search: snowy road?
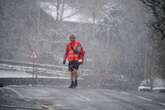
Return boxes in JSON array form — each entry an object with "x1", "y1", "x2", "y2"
[{"x1": 0, "y1": 86, "x2": 165, "y2": 110}]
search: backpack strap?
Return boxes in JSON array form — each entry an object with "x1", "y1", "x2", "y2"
[{"x1": 71, "y1": 46, "x2": 79, "y2": 54}]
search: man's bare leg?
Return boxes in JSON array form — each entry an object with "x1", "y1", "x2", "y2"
[
  {"x1": 69, "y1": 71, "x2": 75, "y2": 88},
  {"x1": 73, "y1": 69, "x2": 78, "y2": 88}
]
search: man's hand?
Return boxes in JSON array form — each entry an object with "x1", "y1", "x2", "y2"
[
  {"x1": 63, "y1": 60, "x2": 66, "y2": 64},
  {"x1": 78, "y1": 59, "x2": 83, "y2": 64}
]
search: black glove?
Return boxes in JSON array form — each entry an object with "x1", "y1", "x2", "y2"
[{"x1": 63, "y1": 60, "x2": 66, "y2": 64}]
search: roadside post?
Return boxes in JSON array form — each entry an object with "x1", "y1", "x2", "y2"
[{"x1": 31, "y1": 51, "x2": 38, "y2": 79}]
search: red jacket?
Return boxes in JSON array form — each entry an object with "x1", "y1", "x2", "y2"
[{"x1": 64, "y1": 41, "x2": 85, "y2": 62}]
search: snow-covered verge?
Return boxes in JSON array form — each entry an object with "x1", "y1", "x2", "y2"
[
  {"x1": 153, "y1": 78, "x2": 165, "y2": 92},
  {"x1": 0, "y1": 63, "x2": 69, "y2": 79},
  {"x1": 138, "y1": 78, "x2": 165, "y2": 92}
]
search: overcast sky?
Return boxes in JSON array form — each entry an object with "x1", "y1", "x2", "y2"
[{"x1": 40, "y1": 1, "x2": 93, "y2": 23}]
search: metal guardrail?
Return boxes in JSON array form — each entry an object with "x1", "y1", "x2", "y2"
[{"x1": 0, "y1": 59, "x2": 91, "y2": 72}]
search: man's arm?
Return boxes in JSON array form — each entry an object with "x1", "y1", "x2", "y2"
[
  {"x1": 63, "y1": 44, "x2": 69, "y2": 64},
  {"x1": 78, "y1": 43, "x2": 85, "y2": 64}
]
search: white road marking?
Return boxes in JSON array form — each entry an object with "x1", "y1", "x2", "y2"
[
  {"x1": 41, "y1": 104, "x2": 49, "y2": 109},
  {"x1": 135, "y1": 95, "x2": 152, "y2": 102},
  {"x1": 120, "y1": 91, "x2": 130, "y2": 95},
  {"x1": 4, "y1": 87, "x2": 24, "y2": 99},
  {"x1": 55, "y1": 104, "x2": 64, "y2": 107},
  {"x1": 159, "y1": 102, "x2": 165, "y2": 106},
  {"x1": 76, "y1": 94, "x2": 91, "y2": 102}
]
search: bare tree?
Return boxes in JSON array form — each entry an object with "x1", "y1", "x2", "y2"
[
  {"x1": 140, "y1": 0, "x2": 165, "y2": 40},
  {"x1": 55, "y1": 0, "x2": 65, "y2": 21}
]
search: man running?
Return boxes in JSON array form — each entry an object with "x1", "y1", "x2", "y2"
[{"x1": 63, "y1": 34, "x2": 85, "y2": 88}]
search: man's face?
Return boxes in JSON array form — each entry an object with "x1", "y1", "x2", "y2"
[{"x1": 69, "y1": 35, "x2": 75, "y2": 42}]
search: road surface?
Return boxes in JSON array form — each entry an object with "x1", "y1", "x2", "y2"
[{"x1": 0, "y1": 85, "x2": 165, "y2": 110}]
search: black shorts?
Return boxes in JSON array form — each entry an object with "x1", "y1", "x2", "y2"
[{"x1": 68, "y1": 61, "x2": 80, "y2": 71}]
